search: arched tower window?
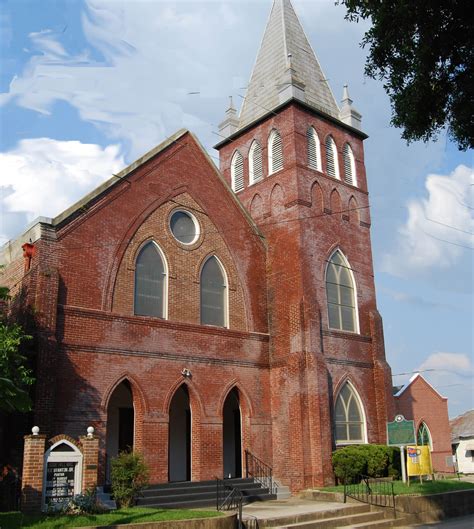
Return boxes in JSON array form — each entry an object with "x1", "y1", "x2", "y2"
[
  {"x1": 335, "y1": 382, "x2": 366, "y2": 444},
  {"x1": 343, "y1": 143, "x2": 357, "y2": 186},
  {"x1": 134, "y1": 242, "x2": 167, "y2": 318},
  {"x1": 417, "y1": 422, "x2": 432, "y2": 449},
  {"x1": 268, "y1": 129, "x2": 283, "y2": 174},
  {"x1": 326, "y1": 250, "x2": 358, "y2": 332},
  {"x1": 307, "y1": 126, "x2": 322, "y2": 171},
  {"x1": 325, "y1": 135, "x2": 340, "y2": 179},
  {"x1": 249, "y1": 141, "x2": 263, "y2": 184},
  {"x1": 200, "y1": 256, "x2": 228, "y2": 327},
  {"x1": 231, "y1": 151, "x2": 244, "y2": 192}
]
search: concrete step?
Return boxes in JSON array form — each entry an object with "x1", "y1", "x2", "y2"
[
  {"x1": 274, "y1": 510, "x2": 386, "y2": 529},
  {"x1": 340, "y1": 517, "x2": 401, "y2": 529},
  {"x1": 257, "y1": 504, "x2": 371, "y2": 528}
]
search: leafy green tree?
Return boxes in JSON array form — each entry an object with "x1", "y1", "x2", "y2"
[
  {"x1": 0, "y1": 283, "x2": 34, "y2": 412},
  {"x1": 340, "y1": 0, "x2": 473, "y2": 150}
]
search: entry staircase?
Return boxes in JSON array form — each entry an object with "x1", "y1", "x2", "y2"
[{"x1": 136, "y1": 477, "x2": 277, "y2": 509}]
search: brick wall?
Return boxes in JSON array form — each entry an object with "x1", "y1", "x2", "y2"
[{"x1": 395, "y1": 376, "x2": 453, "y2": 473}]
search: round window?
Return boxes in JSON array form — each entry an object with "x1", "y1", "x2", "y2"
[{"x1": 169, "y1": 210, "x2": 199, "y2": 245}]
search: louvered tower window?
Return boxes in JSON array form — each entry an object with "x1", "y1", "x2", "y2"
[
  {"x1": 325, "y1": 136, "x2": 340, "y2": 179},
  {"x1": 231, "y1": 151, "x2": 244, "y2": 192},
  {"x1": 343, "y1": 143, "x2": 357, "y2": 186},
  {"x1": 134, "y1": 242, "x2": 167, "y2": 318},
  {"x1": 335, "y1": 382, "x2": 366, "y2": 444},
  {"x1": 307, "y1": 126, "x2": 321, "y2": 171},
  {"x1": 268, "y1": 129, "x2": 283, "y2": 174},
  {"x1": 326, "y1": 250, "x2": 358, "y2": 332},
  {"x1": 249, "y1": 141, "x2": 263, "y2": 184},
  {"x1": 200, "y1": 256, "x2": 228, "y2": 328}
]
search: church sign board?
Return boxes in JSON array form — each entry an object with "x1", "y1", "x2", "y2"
[
  {"x1": 42, "y1": 440, "x2": 83, "y2": 511},
  {"x1": 387, "y1": 415, "x2": 415, "y2": 446}
]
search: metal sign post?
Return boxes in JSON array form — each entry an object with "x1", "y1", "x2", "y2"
[{"x1": 387, "y1": 414, "x2": 416, "y2": 484}]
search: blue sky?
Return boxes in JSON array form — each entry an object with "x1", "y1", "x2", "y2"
[{"x1": 0, "y1": 0, "x2": 472, "y2": 417}]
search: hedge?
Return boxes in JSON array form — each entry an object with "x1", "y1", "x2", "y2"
[{"x1": 332, "y1": 444, "x2": 401, "y2": 484}]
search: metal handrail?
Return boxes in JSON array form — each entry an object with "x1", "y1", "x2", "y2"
[
  {"x1": 216, "y1": 477, "x2": 243, "y2": 529},
  {"x1": 245, "y1": 449, "x2": 276, "y2": 494},
  {"x1": 344, "y1": 475, "x2": 396, "y2": 518}
]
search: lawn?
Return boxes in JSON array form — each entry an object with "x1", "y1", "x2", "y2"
[
  {"x1": 322, "y1": 479, "x2": 474, "y2": 495},
  {"x1": 0, "y1": 507, "x2": 222, "y2": 529}
]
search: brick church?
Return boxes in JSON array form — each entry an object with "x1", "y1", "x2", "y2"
[{"x1": 1, "y1": 0, "x2": 396, "y2": 491}]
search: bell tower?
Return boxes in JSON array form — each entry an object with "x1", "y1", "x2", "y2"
[{"x1": 215, "y1": 0, "x2": 394, "y2": 489}]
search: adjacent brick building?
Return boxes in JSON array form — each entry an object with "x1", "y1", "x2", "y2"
[
  {"x1": 1, "y1": 0, "x2": 395, "y2": 491},
  {"x1": 394, "y1": 374, "x2": 453, "y2": 473}
]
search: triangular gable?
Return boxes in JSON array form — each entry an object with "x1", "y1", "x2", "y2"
[{"x1": 394, "y1": 373, "x2": 446, "y2": 400}]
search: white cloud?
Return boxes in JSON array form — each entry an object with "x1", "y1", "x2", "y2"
[
  {"x1": 383, "y1": 164, "x2": 474, "y2": 275},
  {"x1": 0, "y1": 0, "x2": 253, "y2": 159},
  {"x1": 0, "y1": 138, "x2": 124, "y2": 244},
  {"x1": 415, "y1": 352, "x2": 474, "y2": 415}
]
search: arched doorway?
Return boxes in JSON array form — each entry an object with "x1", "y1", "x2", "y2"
[
  {"x1": 223, "y1": 388, "x2": 242, "y2": 478},
  {"x1": 168, "y1": 385, "x2": 191, "y2": 482},
  {"x1": 106, "y1": 380, "x2": 134, "y2": 480}
]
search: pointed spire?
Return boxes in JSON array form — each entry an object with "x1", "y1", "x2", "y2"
[
  {"x1": 238, "y1": 0, "x2": 339, "y2": 130},
  {"x1": 339, "y1": 83, "x2": 362, "y2": 130},
  {"x1": 219, "y1": 96, "x2": 239, "y2": 138}
]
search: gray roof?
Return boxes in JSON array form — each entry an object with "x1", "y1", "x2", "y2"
[
  {"x1": 238, "y1": 0, "x2": 339, "y2": 129},
  {"x1": 450, "y1": 410, "x2": 474, "y2": 441}
]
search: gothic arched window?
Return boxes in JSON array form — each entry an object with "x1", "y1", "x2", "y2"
[
  {"x1": 343, "y1": 143, "x2": 357, "y2": 186},
  {"x1": 417, "y1": 422, "x2": 432, "y2": 448},
  {"x1": 335, "y1": 382, "x2": 366, "y2": 444},
  {"x1": 249, "y1": 141, "x2": 263, "y2": 184},
  {"x1": 307, "y1": 126, "x2": 322, "y2": 171},
  {"x1": 231, "y1": 150, "x2": 244, "y2": 192},
  {"x1": 134, "y1": 242, "x2": 167, "y2": 318},
  {"x1": 325, "y1": 135, "x2": 340, "y2": 179},
  {"x1": 200, "y1": 256, "x2": 228, "y2": 327},
  {"x1": 268, "y1": 129, "x2": 283, "y2": 174},
  {"x1": 326, "y1": 250, "x2": 358, "y2": 332}
]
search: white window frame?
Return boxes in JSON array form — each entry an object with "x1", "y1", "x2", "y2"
[
  {"x1": 343, "y1": 143, "x2": 357, "y2": 186},
  {"x1": 325, "y1": 249, "x2": 360, "y2": 334},
  {"x1": 334, "y1": 381, "x2": 368, "y2": 446},
  {"x1": 249, "y1": 140, "x2": 263, "y2": 185},
  {"x1": 231, "y1": 150, "x2": 244, "y2": 192},
  {"x1": 169, "y1": 208, "x2": 200, "y2": 246},
  {"x1": 134, "y1": 240, "x2": 169, "y2": 320},
  {"x1": 417, "y1": 421, "x2": 433, "y2": 450},
  {"x1": 200, "y1": 255, "x2": 229, "y2": 329},
  {"x1": 307, "y1": 126, "x2": 322, "y2": 172},
  {"x1": 268, "y1": 129, "x2": 283, "y2": 175},
  {"x1": 325, "y1": 135, "x2": 340, "y2": 180}
]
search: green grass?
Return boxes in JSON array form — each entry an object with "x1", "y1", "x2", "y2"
[
  {"x1": 321, "y1": 479, "x2": 474, "y2": 496},
  {"x1": 0, "y1": 507, "x2": 221, "y2": 529}
]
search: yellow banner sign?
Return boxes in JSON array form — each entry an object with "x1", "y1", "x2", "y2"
[{"x1": 406, "y1": 445, "x2": 432, "y2": 476}]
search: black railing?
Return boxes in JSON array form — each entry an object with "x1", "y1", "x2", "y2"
[
  {"x1": 344, "y1": 475, "x2": 396, "y2": 518},
  {"x1": 245, "y1": 449, "x2": 276, "y2": 494},
  {"x1": 216, "y1": 478, "x2": 243, "y2": 529}
]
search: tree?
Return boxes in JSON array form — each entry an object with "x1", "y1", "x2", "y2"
[
  {"x1": 0, "y1": 285, "x2": 34, "y2": 413},
  {"x1": 340, "y1": 0, "x2": 474, "y2": 150}
]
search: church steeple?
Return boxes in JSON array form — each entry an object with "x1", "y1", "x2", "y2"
[{"x1": 238, "y1": 0, "x2": 340, "y2": 130}]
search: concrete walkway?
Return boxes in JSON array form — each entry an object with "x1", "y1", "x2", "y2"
[{"x1": 241, "y1": 497, "x2": 355, "y2": 523}]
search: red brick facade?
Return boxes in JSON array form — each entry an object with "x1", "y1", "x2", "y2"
[
  {"x1": 2, "y1": 102, "x2": 395, "y2": 490},
  {"x1": 394, "y1": 375, "x2": 453, "y2": 473}
]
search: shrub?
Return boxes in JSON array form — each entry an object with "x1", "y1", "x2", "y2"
[
  {"x1": 111, "y1": 451, "x2": 149, "y2": 508},
  {"x1": 62, "y1": 489, "x2": 104, "y2": 514},
  {"x1": 332, "y1": 445, "x2": 401, "y2": 483},
  {"x1": 332, "y1": 446, "x2": 367, "y2": 483}
]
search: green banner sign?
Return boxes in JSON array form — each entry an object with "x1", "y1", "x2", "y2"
[{"x1": 387, "y1": 415, "x2": 415, "y2": 446}]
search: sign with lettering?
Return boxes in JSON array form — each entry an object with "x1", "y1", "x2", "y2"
[
  {"x1": 44, "y1": 461, "x2": 76, "y2": 506},
  {"x1": 407, "y1": 445, "x2": 432, "y2": 476},
  {"x1": 42, "y1": 439, "x2": 83, "y2": 511},
  {"x1": 387, "y1": 415, "x2": 416, "y2": 446}
]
